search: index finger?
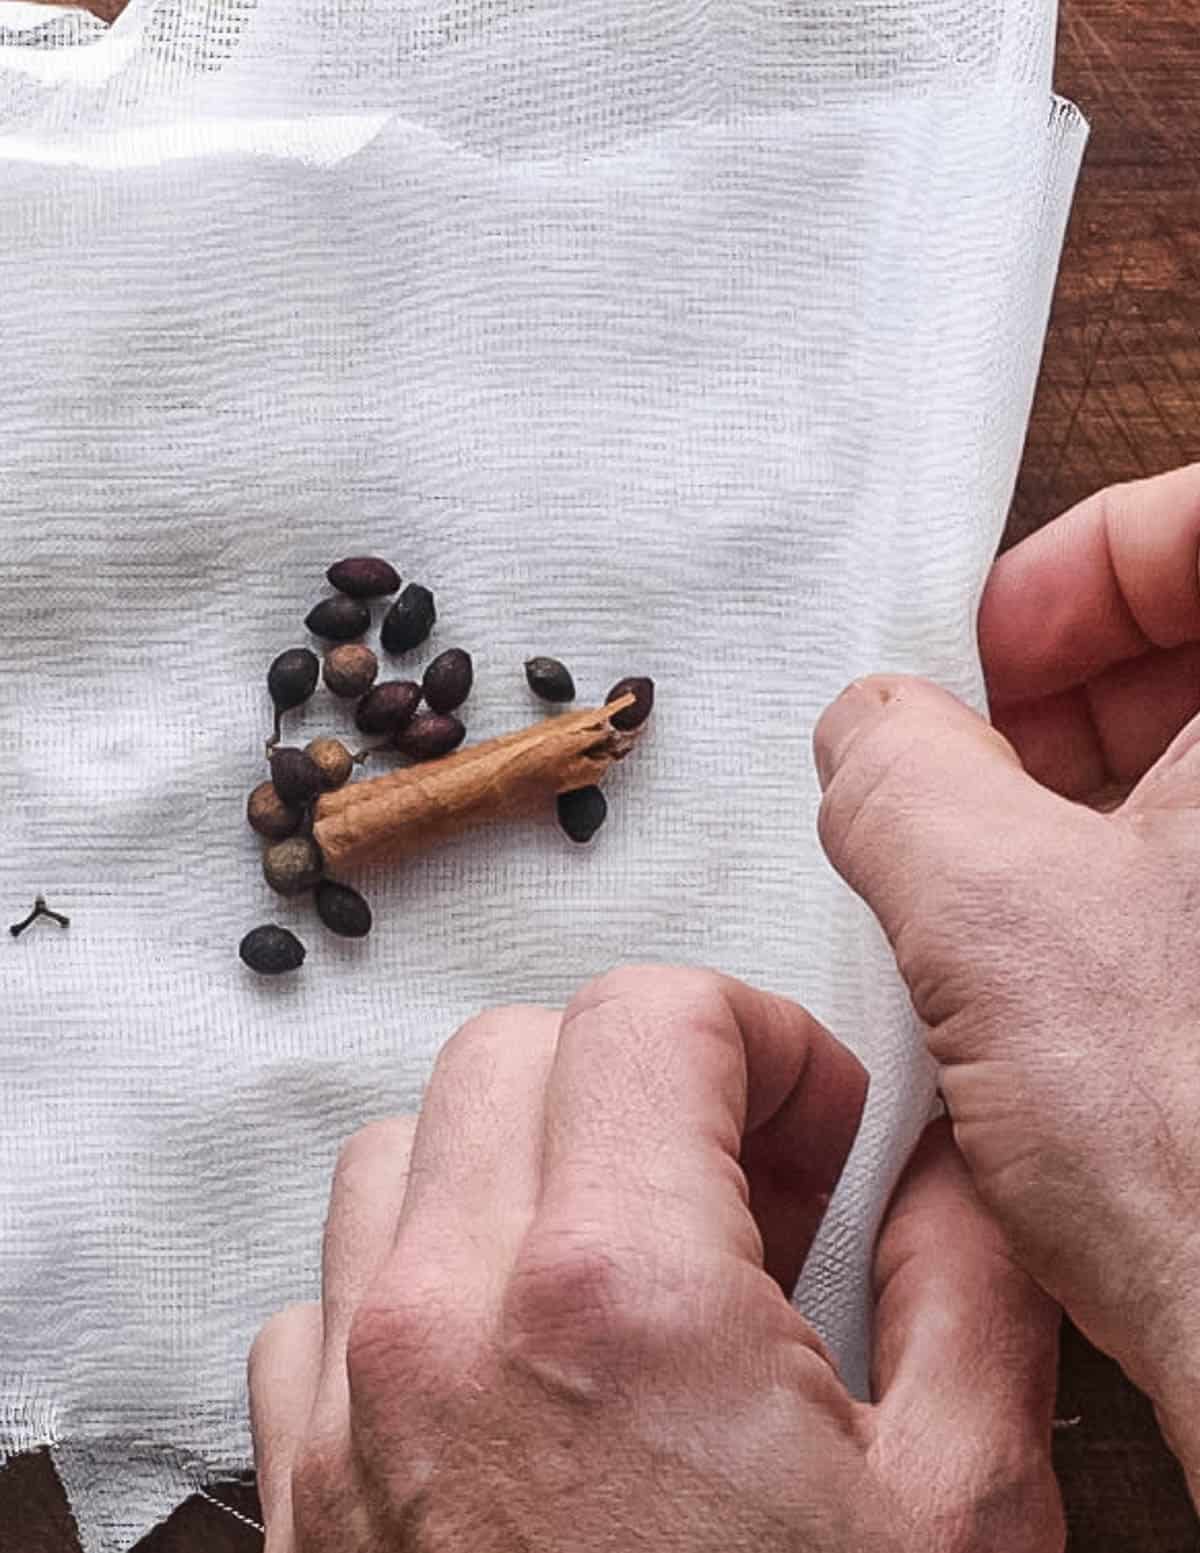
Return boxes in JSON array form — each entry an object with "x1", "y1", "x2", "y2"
[
  {"x1": 980, "y1": 463, "x2": 1200, "y2": 704},
  {"x1": 535, "y1": 966, "x2": 868, "y2": 1288}
]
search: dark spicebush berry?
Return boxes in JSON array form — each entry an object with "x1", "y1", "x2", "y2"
[
  {"x1": 268, "y1": 647, "x2": 320, "y2": 712},
  {"x1": 315, "y1": 879, "x2": 373, "y2": 939},
  {"x1": 263, "y1": 836, "x2": 324, "y2": 896},
  {"x1": 525, "y1": 656, "x2": 575, "y2": 704},
  {"x1": 395, "y1": 713, "x2": 466, "y2": 761},
  {"x1": 324, "y1": 643, "x2": 378, "y2": 698},
  {"x1": 326, "y1": 556, "x2": 401, "y2": 599},
  {"x1": 305, "y1": 737, "x2": 354, "y2": 791},
  {"x1": 305, "y1": 595, "x2": 371, "y2": 642},
  {"x1": 269, "y1": 746, "x2": 325, "y2": 807},
  {"x1": 266, "y1": 647, "x2": 320, "y2": 744},
  {"x1": 239, "y1": 924, "x2": 306, "y2": 975},
  {"x1": 356, "y1": 680, "x2": 421, "y2": 735},
  {"x1": 246, "y1": 780, "x2": 302, "y2": 841},
  {"x1": 422, "y1": 648, "x2": 473, "y2": 714},
  {"x1": 381, "y1": 583, "x2": 436, "y2": 654},
  {"x1": 606, "y1": 675, "x2": 655, "y2": 730},
  {"x1": 556, "y1": 785, "x2": 608, "y2": 843}
]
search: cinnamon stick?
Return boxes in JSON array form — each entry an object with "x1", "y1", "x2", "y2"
[{"x1": 313, "y1": 697, "x2": 640, "y2": 870}]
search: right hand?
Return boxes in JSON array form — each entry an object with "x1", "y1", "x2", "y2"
[{"x1": 815, "y1": 466, "x2": 1200, "y2": 1503}]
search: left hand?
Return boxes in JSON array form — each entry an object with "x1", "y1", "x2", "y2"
[{"x1": 249, "y1": 967, "x2": 1063, "y2": 1553}]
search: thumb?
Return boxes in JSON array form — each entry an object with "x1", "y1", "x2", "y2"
[
  {"x1": 814, "y1": 676, "x2": 1100, "y2": 1026},
  {"x1": 870, "y1": 1120, "x2": 1065, "y2": 1553}
]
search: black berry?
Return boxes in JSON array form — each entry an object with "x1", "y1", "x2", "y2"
[
  {"x1": 355, "y1": 680, "x2": 421, "y2": 735},
  {"x1": 556, "y1": 785, "x2": 608, "y2": 843},
  {"x1": 268, "y1": 647, "x2": 320, "y2": 713},
  {"x1": 269, "y1": 746, "x2": 325, "y2": 807},
  {"x1": 239, "y1": 924, "x2": 306, "y2": 975},
  {"x1": 326, "y1": 557, "x2": 401, "y2": 598},
  {"x1": 381, "y1": 583, "x2": 436, "y2": 654},
  {"x1": 315, "y1": 880, "x2": 373, "y2": 938},
  {"x1": 525, "y1": 656, "x2": 575, "y2": 704},
  {"x1": 395, "y1": 713, "x2": 466, "y2": 761},
  {"x1": 305, "y1": 595, "x2": 371, "y2": 642},
  {"x1": 606, "y1": 676, "x2": 654, "y2": 730},
  {"x1": 422, "y1": 648, "x2": 473, "y2": 713},
  {"x1": 266, "y1": 648, "x2": 320, "y2": 743}
]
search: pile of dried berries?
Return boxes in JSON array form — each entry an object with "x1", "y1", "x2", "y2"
[{"x1": 239, "y1": 555, "x2": 654, "y2": 975}]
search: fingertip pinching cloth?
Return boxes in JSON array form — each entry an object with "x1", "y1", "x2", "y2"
[{"x1": 0, "y1": 1, "x2": 1085, "y2": 1547}]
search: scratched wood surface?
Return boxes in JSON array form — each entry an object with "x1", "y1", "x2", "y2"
[{"x1": 3, "y1": 1, "x2": 1199, "y2": 1548}]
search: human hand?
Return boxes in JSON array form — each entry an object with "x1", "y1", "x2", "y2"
[
  {"x1": 249, "y1": 969, "x2": 1062, "y2": 1552},
  {"x1": 815, "y1": 465, "x2": 1200, "y2": 1501}
]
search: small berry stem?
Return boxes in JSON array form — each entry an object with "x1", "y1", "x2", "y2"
[{"x1": 9, "y1": 896, "x2": 70, "y2": 937}]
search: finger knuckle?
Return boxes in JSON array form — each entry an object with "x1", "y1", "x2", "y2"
[
  {"x1": 438, "y1": 1003, "x2": 544, "y2": 1071},
  {"x1": 503, "y1": 1229, "x2": 660, "y2": 1377},
  {"x1": 345, "y1": 1295, "x2": 436, "y2": 1396},
  {"x1": 334, "y1": 1117, "x2": 415, "y2": 1183},
  {"x1": 935, "y1": 1456, "x2": 1065, "y2": 1553},
  {"x1": 247, "y1": 1302, "x2": 320, "y2": 1389},
  {"x1": 345, "y1": 1267, "x2": 479, "y2": 1402},
  {"x1": 566, "y1": 964, "x2": 725, "y2": 1032}
]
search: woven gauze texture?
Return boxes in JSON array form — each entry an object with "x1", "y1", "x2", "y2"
[{"x1": 0, "y1": 2, "x2": 1086, "y2": 1548}]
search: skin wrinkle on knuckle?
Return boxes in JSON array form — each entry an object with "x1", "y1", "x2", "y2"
[
  {"x1": 563, "y1": 969, "x2": 747, "y2": 1098},
  {"x1": 505, "y1": 1232, "x2": 642, "y2": 1350},
  {"x1": 501, "y1": 1228, "x2": 713, "y2": 1399},
  {"x1": 565, "y1": 964, "x2": 726, "y2": 1035},
  {"x1": 345, "y1": 1276, "x2": 474, "y2": 1407},
  {"x1": 940, "y1": 1461, "x2": 1065, "y2": 1553},
  {"x1": 870, "y1": 1417, "x2": 1061, "y2": 1553}
]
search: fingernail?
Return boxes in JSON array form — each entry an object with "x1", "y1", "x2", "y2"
[{"x1": 813, "y1": 679, "x2": 890, "y2": 791}]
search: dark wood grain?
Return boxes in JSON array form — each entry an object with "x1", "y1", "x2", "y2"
[
  {"x1": 1002, "y1": 7, "x2": 1200, "y2": 1547},
  {"x1": 1009, "y1": 0, "x2": 1200, "y2": 545},
  {"x1": 3, "y1": 0, "x2": 1199, "y2": 1548}
]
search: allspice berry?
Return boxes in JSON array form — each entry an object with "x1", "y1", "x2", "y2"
[
  {"x1": 381, "y1": 582, "x2": 436, "y2": 654},
  {"x1": 263, "y1": 836, "x2": 324, "y2": 896},
  {"x1": 315, "y1": 879, "x2": 373, "y2": 939},
  {"x1": 305, "y1": 595, "x2": 371, "y2": 642},
  {"x1": 267, "y1": 647, "x2": 319, "y2": 744},
  {"x1": 422, "y1": 648, "x2": 473, "y2": 714},
  {"x1": 606, "y1": 675, "x2": 655, "y2": 730},
  {"x1": 355, "y1": 680, "x2": 421, "y2": 736},
  {"x1": 247, "y1": 780, "x2": 302, "y2": 841},
  {"x1": 269, "y1": 746, "x2": 325, "y2": 807},
  {"x1": 394, "y1": 712, "x2": 466, "y2": 761},
  {"x1": 556, "y1": 785, "x2": 608, "y2": 843},
  {"x1": 525, "y1": 656, "x2": 575, "y2": 704},
  {"x1": 326, "y1": 557, "x2": 401, "y2": 598},
  {"x1": 323, "y1": 643, "x2": 378, "y2": 699},
  {"x1": 239, "y1": 924, "x2": 306, "y2": 975},
  {"x1": 305, "y1": 737, "x2": 354, "y2": 791}
]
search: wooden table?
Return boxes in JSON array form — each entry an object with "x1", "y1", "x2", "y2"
[{"x1": 3, "y1": 1, "x2": 1198, "y2": 1547}]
